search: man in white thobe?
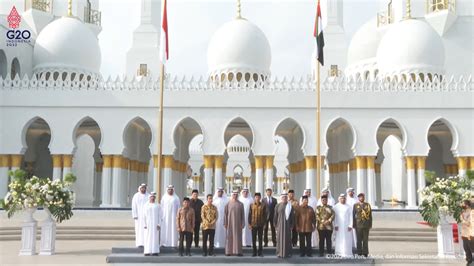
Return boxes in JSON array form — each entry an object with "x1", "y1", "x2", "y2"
[
  {"x1": 143, "y1": 192, "x2": 162, "y2": 256},
  {"x1": 317, "y1": 188, "x2": 336, "y2": 207},
  {"x1": 160, "y1": 185, "x2": 180, "y2": 247},
  {"x1": 213, "y1": 187, "x2": 228, "y2": 248},
  {"x1": 300, "y1": 188, "x2": 318, "y2": 248},
  {"x1": 346, "y1": 187, "x2": 358, "y2": 249},
  {"x1": 334, "y1": 194, "x2": 353, "y2": 258},
  {"x1": 132, "y1": 183, "x2": 149, "y2": 248},
  {"x1": 239, "y1": 188, "x2": 254, "y2": 247}
]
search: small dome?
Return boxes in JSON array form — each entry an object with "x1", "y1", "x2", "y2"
[
  {"x1": 33, "y1": 17, "x2": 101, "y2": 80},
  {"x1": 207, "y1": 18, "x2": 271, "y2": 84},
  {"x1": 227, "y1": 134, "x2": 250, "y2": 154},
  {"x1": 345, "y1": 17, "x2": 389, "y2": 79},
  {"x1": 376, "y1": 19, "x2": 445, "y2": 79},
  {"x1": 347, "y1": 18, "x2": 385, "y2": 66}
]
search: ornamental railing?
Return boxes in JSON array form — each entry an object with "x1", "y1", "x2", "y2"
[
  {"x1": 426, "y1": 0, "x2": 455, "y2": 14},
  {"x1": 26, "y1": 0, "x2": 53, "y2": 13},
  {"x1": 84, "y1": 6, "x2": 101, "y2": 26},
  {"x1": 0, "y1": 74, "x2": 472, "y2": 93}
]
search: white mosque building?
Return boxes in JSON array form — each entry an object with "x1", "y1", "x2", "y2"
[{"x1": 0, "y1": 0, "x2": 472, "y2": 209}]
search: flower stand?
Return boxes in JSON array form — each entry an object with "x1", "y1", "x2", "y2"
[
  {"x1": 19, "y1": 207, "x2": 37, "y2": 255},
  {"x1": 436, "y1": 213, "x2": 455, "y2": 258},
  {"x1": 39, "y1": 208, "x2": 56, "y2": 255}
]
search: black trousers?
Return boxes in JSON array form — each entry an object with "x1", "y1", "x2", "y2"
[
  {"x1": 298, "y1": 232, "x2": 312, "y2": 255},
  {"x1": 462, "y1": 237, "x2": 473, "y2": 263},
  {"x1": 292, "y1": 227, "x2": 298, "y2": 246},
  {"x1": 252, "y1": 226, "x2": 264, "y2": 255},
  {"x1": 193, "y1": 222, "x2": 201, "y2": 247},
  {"x1": 318, "y1": 229, "x2": 332, "y2": 255},
  {"x1": 202, "y1": 229, "x2": 215, "y2": 255},
  {"x1": 356, "y1": 228, "x2": 370, "y2": 256},
  {"x1": 264, "y1": 218, "x2": 276, "y2": 246},
  {"x1": 179, "y1": 232, "x2": 193, "y2": 255}
]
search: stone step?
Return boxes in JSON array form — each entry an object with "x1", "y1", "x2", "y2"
[
  {"x1": 0, "y1": 235, "x2": 135, "y2": 241},
  {"x1": 369, "y1": 231, "x2": 436, "y2": 236},
  {"x1": 106, "y1": 253, "x2": 376, "y2": 264}
]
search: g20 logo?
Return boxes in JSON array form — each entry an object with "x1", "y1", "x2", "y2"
[
  {"x1": 5, "y1": 6, "x2": 31, "y2": 46},
  {"x1": 6, "y1": 29, "x2": 31, "y2": 40}
]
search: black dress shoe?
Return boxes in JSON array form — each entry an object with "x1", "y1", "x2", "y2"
[
  {"x1": 237, "y1": 254, "x2": 243, "y2": 257},
  {"x1": 258, "y1": 253, "x2": 264, "y2": 257},
  {"x1": 152, "y1": 253, "x2": 159, "y2": 256},
  {"x1": 203, "y1": 253, "x2": 207, "y2": 257},
  {"x1": 179, "y1": 253, "x2": 184, "y2": 257},
  {"x1": 252, "y1": 253, "x2": 257, "y2": 257},
  {"x1": 306, "y1": 254, "x2": 313, "y2": 257},
  {"x1": 300, "y1": 254, "x2": 305, "y2": 257},
  {"x1": 144, "y1": 253, "x2": 151, "y2": 256},
  {"x1": 264, "y1": 243, "x2": 268, "y2": 247}
]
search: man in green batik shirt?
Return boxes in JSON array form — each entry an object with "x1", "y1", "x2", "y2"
[
  {"x1": 352, "y1": 193, "x2": 372, "y2": 257},
  {"x1": 316, "y1": 195, "x2": 335, "y2": 256}
]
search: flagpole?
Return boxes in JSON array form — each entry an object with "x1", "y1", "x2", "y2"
[
  {"x1": 316, "y1": 60, "x2": 321, "y2": 199},
  {"x1": 156, "y1": 63, "x2": 165, "y2": 202}
]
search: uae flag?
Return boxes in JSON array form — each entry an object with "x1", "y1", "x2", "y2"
[
  {"x1": 314, "y1": 0, "x2": 324, "y2": 66},
  {"x1": 159, "y1": 0, "x2": 169, "y2": 63}
]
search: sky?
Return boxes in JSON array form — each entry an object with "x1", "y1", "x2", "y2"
[{"x1": 96, "y1": 0, "x2": 382, "y2": 77}]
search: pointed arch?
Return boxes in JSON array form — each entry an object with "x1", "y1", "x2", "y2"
[
  {"x1": 425, "y1": 117, "x2": 458, "y2": 153},
  {"x1": 374, "y1": 117, "x2": 407, "y2": 150},
  {"x1": 325, "y1": 117, "x2": 357, "y2": 152},
  {"x1": 222, "y1": 116, "x2": 255, "y2": 149},
  {"x1": 72, "y1": 116, "x2": 102, "y2": 148},
  {"x1": 273, "y1": 117, "x2": 305, "y2": 152},
  {"x1": 21, "y1": 116, "x2": 52, "y2": 151}
]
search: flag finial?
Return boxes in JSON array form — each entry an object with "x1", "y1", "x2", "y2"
[
  {"x1": 67, "y1": 0, "x2": 72, "y2": 17},
  {"x1": 236, "y1": 0, "x2": 242, "y2": 19},
  {"x1": 406, "y1": 0, "x2": 411, "y2": 19}
]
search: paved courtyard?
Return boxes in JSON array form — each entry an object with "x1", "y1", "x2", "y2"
[{"x1": 0, "y1": 210, "x2": 469, "y2": 265}]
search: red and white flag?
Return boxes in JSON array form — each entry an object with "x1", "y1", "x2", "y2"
[
  {"x1": 314, "y1": 0, "x2": 324, "y2": 66},
  {"x1": 159, "y1": 0, "x2": 169, "y2": 64}
]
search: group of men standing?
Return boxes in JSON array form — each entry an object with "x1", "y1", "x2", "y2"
[{"x1": 131, "y1": 183, "x2": 373, "y2": 258}]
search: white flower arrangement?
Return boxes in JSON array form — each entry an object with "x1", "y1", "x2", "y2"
[
  {"x1": 1, "y1": 170, "x2": 77, "y2": 223},
  {"x1": 418, "y1": 171, "x2": 473, "y2": 227}
]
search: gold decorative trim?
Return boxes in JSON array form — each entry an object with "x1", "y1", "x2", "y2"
[
  {"x1": 0, "y1": 155, "x2": 10, "y2": 167},
  {"x1": 62, "y1": 155, "x2": 73, "y2": 168},
  {"x1": 355, "y1": 156, "x2": 366, "y2": 170},
  {"x1": 103, "y1": 155, "x2": 113, "y2": 168},
  {"x1": 265, "y1": 156, "x2": 274, "y2": 170}
]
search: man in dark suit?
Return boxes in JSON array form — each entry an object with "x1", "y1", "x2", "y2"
[{"x1": 262, "y1": 188, "x2": 277, "y2": 247}]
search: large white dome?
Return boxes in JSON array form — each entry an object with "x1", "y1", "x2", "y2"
[
  {"x1": 33, "y1": 17, "x2": 101, "y2": 79},
  {"x1": 376, "y1": 19, "x2": 445, "y2": 79},
  {"x1": 207, "y1": 18, "x2": 271, "y2": 81}
]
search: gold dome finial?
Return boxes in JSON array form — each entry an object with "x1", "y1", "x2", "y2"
[
  {"x1": 67, "y1": 0, "x2": 73, "y2": 16},
  {"x1": 236, "y1": 0, "x2": 242, "y2": 19},
  {"x1": 406, "y1": 0, "x2": 411, "y2": 19}
]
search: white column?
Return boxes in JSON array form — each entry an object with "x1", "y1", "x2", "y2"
[
  {"x1": 93, "y1": 162, "x2": 103, "y2": 206},
  {"x1": 305, "y1": 156, "x2": 316, "y2": 193},
  {"x1": 162, "y1": 155, "x2": 174, "y2": 193},
  {"x1": 100, "y1": 155, "x2": 113, "y2": 207},
  {"x1": 214, "y1": 156, "x2": 223, "y2": 191},
  {"x1": 406, "y1": 156, "x2": 417, "y2": 208},
  {"x1": 203, "y1": 155, "x2": 213, "y2": 196},
  {"x1": 265, "y1": 156, "x2": 274, "y2": 191},
  {"x1": 457, "y1": 157, "x2": 468, "y2": 177},
  {"x1": 111, "y1": 155, "x2": 123, "y2": 207},
  {"x1": 366, "y1": 156, "x2": 376, "y2": 207},
  {"x1": 349, "y1": 159, "x2": 357, "y2": 190},
  {"x1": 51, "y1": 155, "x2": 62, "y2": 181},
  {"x1": 120, "y1": 158, "x2": 130, "y2": 207},
  {"x1": 255, "y1": 156, "x2": 264, "y2": 193},
  {"x1": 355, "y1": 156, "x2": 367, "y2": 194},
  {"x1": 62, "y1": 155, "x2": 72, "y2": 180},
  {"x1": 0, "y1": 155, "x2": 10, "y2": 198},
  {"x1": 416, "y1": 157, "x2": 426, "y2": 204}
]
